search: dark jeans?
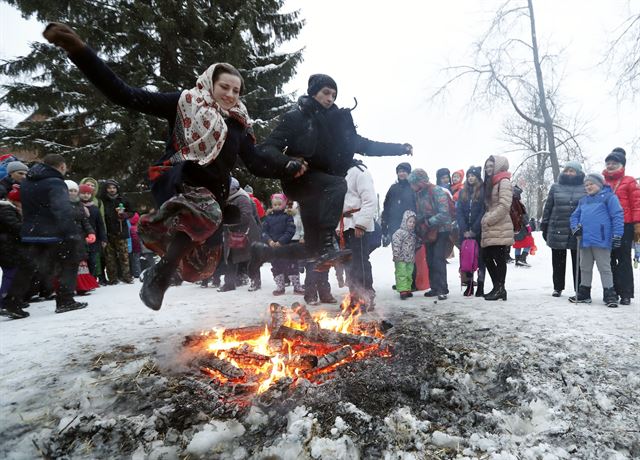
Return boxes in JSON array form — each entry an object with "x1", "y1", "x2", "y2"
[
  {"x1": 271, "y1": 259, "x2": 298, "y2": 277},
  {"x1": 611, "y1": 223, "x2": 634, "y2": 298},
  {"x1": 87, "y1": 250, "x2": 99, "y2": 278},
  {"x1": 304, "y1": 264, "x2": 332, "y2": 301},
  {"x1": 483, "y1": 245, "x2": 507, "y2": 287},
  {"x1": 283, "y1": 170, "x2": 347, "y2": 256},
  {"x1": 551, "y1": 248, "x2": 579, "y2": 291},
  {"x1": 0, "y1": 267, "x2": 17, "y2": 308},
  {"x1": 426, "y1": 232, "x2": 450, "y2": 295},
  {"x1": 343, "y1": 229, "x2": 373, "y2": 296},
  {"x1": 7, "y1": 241, "x2": 81, "y2": 306}
]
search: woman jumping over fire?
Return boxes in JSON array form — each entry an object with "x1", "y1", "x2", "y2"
[{"x1": 43, "y1": 23, "x2": 306, "y2": 310}]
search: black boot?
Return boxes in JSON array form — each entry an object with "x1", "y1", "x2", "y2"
[
  {"x1": 603, "y1": 287, "x2": 618, "y2": 308},
  {"x1": 140, "y1": 233, "x2": 192, "y2": 310},
  {"x1": 139, "y1": 259, "x2": 174, "y2": 310},
  {"x1": 0, "y1": 297, "x2": 30, "y2": 319},
  {"x1": 569, "y1": 285, "x2": 591, "y2": 304},
  {"x1": 484, "y1": 283, "x2": 507, "y2": 301},
  {"x1": 475, "y1": 281, "x2": 484, "y2": 297},
  {"x1": 312, "y1": 231, "x2": 352, "y2": 271}
]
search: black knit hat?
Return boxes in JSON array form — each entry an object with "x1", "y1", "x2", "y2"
[
  {"x1": 605, "y1": 147, "x2": 626, "y2": 167},
  {"x1": 466, "y1": 166, "x2": 482, "y2": 181},
  {"x1": 396, "y1": 162, "x2": 412, "y2": 174},
  {"x1": 307, "y1": 74, "x2": 338, "y2": 98}
]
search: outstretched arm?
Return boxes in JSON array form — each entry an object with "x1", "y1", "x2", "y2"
[
  {"x1": 43, "y1": 23, "x2": 180, "y2": 121},
  {"x1": 356, "y1": 135, "x2": 413, "y2": 157}
]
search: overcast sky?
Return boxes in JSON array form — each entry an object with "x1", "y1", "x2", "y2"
[{"x1": 1, "y1": 0, "x2": 638, "y2": 201}]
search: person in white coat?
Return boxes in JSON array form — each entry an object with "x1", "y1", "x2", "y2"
[{"x1": 338, "y1": 160, "x2": 378, "y2": 310}]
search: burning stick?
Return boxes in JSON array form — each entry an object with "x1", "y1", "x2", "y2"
[
  {"x1": 292, "y1": 302, "x2": 319, "y2": 333},
  {"x1": 195, "y1": 356, "x2": 245, "y2": 380},
  {"x1": 269, "y1": 303, "x2": 287, "y2": 332},
  {"x1": 315, "y1": 345, "x2": 353, "y2": 369},
  {"x1": 273, "y1": 325, "x2": 380, "y2": 346}
]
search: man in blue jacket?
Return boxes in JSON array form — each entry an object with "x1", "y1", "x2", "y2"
[{"x1": 1, "y1": 154, "x2": 88, "y2": 319}]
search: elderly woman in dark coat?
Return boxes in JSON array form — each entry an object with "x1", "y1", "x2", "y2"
[
  {"x1": 43, "y1": 23, "x2": 302, "y2": 310},
  {"x1": 217, "y1": 178, "x2": 261, "y2": 292},
  {"x1": 540, "y1": 161, "x2": 586, "y2": 297}
]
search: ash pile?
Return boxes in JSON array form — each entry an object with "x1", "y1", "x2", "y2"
[{"x1": 22, "y1": 311, "x2": 639, "y2": 460}]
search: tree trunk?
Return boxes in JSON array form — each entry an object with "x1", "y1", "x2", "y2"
[{"x1": 527, "y1": 0, "x2": 560, "y2": 181}]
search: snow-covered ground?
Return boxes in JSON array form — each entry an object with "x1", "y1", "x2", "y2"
[{"x1": 1, "y1": 236, "x2": 639, "y2": 459}]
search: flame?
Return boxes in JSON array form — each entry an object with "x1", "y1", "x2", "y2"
[{"x1": 192, "y1": 296, "x2": 388, "y2": 394}]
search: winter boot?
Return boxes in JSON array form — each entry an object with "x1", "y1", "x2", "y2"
[
  {"x1": 272, "y1": 274, "x2": 286, "y2": 296},
  {"x1": 312, "y1": 231, "x2": 352, "y2": 271},
  {"x1": 55, "y1": 298, "x2": 88, "y2": 314},
  {"x1": 139, "y1": 259, "x2": 174, "y2": 310},
  {"x1": 515, "y1": 254, "x2": 530, "y2": 267},
  {"x1": 400, "y1": 291, "x2": 411, "y2": 300},
  {"x1": 552, "y1": 290, "x2": 562, "y2": 297},
  {"x1": 463, "y1": 282, "x2": 474, "y2": 296},
  {"x1": 319, "y1": 292, "x2": 337, "y2": 304},
  {"x1": 620, "y1": 297, "x2": 631, "y2": 306},
  {"x1": 603, "y1": 287, "x2": 618, "y2": 308},
  {"x1": 291, "y1": 275, "x2": 305, "y2": 295},
  {"x1": 475, "y1": 280, "x2": 484, "y2": 297},
  {"x1": 568, "y1": 285, "x2": 592, "y2": 304},
  {"x1": 248, "y1": 278, "x2": 261, "y2": 292},
  {"x1": 0, "y1": 297, "x2": 30, "y2": 319},
  {"x1": 484, "y1": 283, "x2": 507, "y2": 301}
]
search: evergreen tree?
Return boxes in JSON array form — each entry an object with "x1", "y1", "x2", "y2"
[{"x1": 0, "y1": 0, "x2": 303, "y2": 196}]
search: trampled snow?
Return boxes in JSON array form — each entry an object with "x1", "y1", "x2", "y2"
[{"x1": 1, "y1": 236, "x2": 638, "y2": 459}]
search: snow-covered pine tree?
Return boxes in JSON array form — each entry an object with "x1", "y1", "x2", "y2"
[{"x1": 0, "y1": 0, "x2": 303, "y2": 194}]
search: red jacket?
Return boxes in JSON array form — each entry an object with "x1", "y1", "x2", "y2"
[
  {"x1": 602, "y1": 167, "x2": 640, "y2": 224},
  {"x1": 249, "y1": 194, "x2": 265, "y2": 219}
]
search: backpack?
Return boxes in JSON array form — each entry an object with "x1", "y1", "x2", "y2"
[
  {"x1": 0, "y1": 153, "x2": 18, "y2": 180},
  {"x1": 459, "y1": 238, "x2": 479, "y2": 273},
  {"x1": 510, "y1": 196, "x2": 527, "y2": 232}
]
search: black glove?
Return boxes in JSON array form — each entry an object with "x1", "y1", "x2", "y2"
[
  {"x1": 572, "y1": 226, "x2": 582, "y2": 237},
  {"x1": 284, "y1": 160, "x2": 303, "y2": 177},
  {"x1": 542, "y1": 231, "x2": 548, "y2": 242},
  {"x1": 382, "y1": 234, "x2": 391, "y2": 247},
  {"x1": 540, "y1": 223, "x2": 548, "y2": 241},
  {"x1": 612, "y1": 235, "x2": 622, "y2": 249}
]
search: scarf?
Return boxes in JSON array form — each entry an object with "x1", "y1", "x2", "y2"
[{"x1": 174, "y1": 63, "x2": 252, "y2": 166}]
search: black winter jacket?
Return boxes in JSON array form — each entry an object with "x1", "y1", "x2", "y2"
[
  {"x1": 83, "y1": 202, "x2": 107, "y2": 251},
  {"x1": 71, "y1": 201, "x2": 95, "y2": 260},
  {"x1": 541, "y1": 173, "x2": 586, "y2": 250},
  {"x1": 101, "y1": 192, "x2": 133, "y2": 240},
  {"x1": 20, "y1": 163, "x2": 78, "y2": 243},
  {"x1": 69, "y1": 47, "x2": 290, "y2": 206},
  {"x1": 259, "y1": 96, "x2": 408, "y2": 177},
  {"x1": 0, "y1": 201, "x2": 24, "y2": 267},
  {"x1": 381, "y1": 179, "x2": 417, "y2": 238},
  {"x1": 262, "y1": 210, "x2": 296, "y2": 245},
  {"x1": 456, "y1": 187, "x2": 485, "y2": 243}
]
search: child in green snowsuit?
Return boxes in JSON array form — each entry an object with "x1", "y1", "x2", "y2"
[{"x1": 392, "y1": 210, "x2": 417, "y2": 300}]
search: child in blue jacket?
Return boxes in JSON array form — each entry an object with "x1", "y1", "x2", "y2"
[
  {"x1": 261, "y1": 194, "x2": 302, "y2": 296},
  {"x1": 569, "y1": 173, "x2": 624, "y2": 307}
]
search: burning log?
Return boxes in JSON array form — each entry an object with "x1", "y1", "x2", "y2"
[
  {"x1": 354, "y1": 320, "x2": 394, "y2": 337},
  {"x1": 195, "y1": 355, "x2": 245, "y2": 380},
  {"x1": 272, "y1": 325, "x2": 380, "y2": 346},
  {"x1": 269, "y1": 303, "x2": 287, "y2": 332},
  {"x1": 291, "y1": 302, "x2": 319, "y2": 333},
  {"x1": 286, "y1": 354, "x2": 318, "y2": 370},
  {"x1": 222, "y1": 326, "x2": 266, "y2": 341},
  {"x1": 315, "y1": 345, "x2": 353, "y2": 369},
  {"x1": 225, "y1": 346, "x2": 271, "y2": 366}
]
